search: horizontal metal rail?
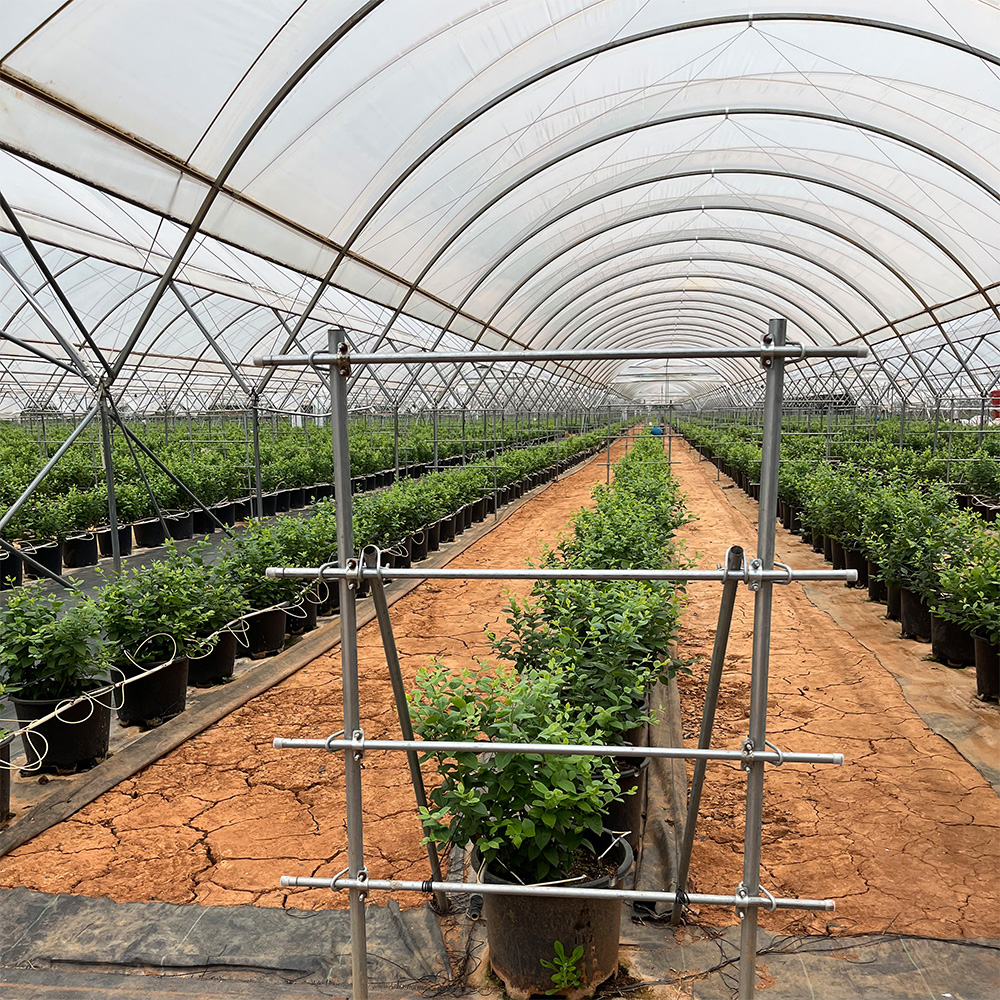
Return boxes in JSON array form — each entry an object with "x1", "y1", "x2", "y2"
[
  {"x1": 255, "y1": 345, "x2": 868, "y2": 367},
  {"x1": 272, "y1": 736, "x2": 843, "y2": 767},
  {"x1": 278, "y1": 875, "x2": 835, "y2": 912},
  {"x1": 266, "y1": 564, "x2": 858, "y2": 584}
]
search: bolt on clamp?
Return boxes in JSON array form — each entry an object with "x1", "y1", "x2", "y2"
[
  {"x1": 336, "y1": 342, "x2": 352, "y2": 377},
  {"x1": 740, "y1": 738, "x2": 755, "y2": 770},
  {"x1": 352, "y1": 729, "x2": 366, "y2": 761}
]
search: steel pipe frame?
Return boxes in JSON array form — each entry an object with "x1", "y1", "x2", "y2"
[{"x1": 279, "y1": 876, "x2": 834, "y2": 913}]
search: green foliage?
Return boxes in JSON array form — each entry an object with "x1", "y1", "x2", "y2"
[
  {"x1": 215, "y1": 521, "x2": 300, "y2": 610},
  {"x1": 0, "y1": 590, "x2": 109, "y2": 700},
  {"x1": 933, "y1": 525, "x2": 1000, "y2": 645},
  {"x1": 541, "y1": 941, "x2": 585, "y2": 995}
]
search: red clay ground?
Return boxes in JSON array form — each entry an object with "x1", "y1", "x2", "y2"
[
  {"x1": 3, "y1": 436, "x2": 997, "y2": 944},
  {"x1": 0, "y1": 443, "x2": 629, "y2": 911},
  {"x1": 671, "y1": 438, "x2": 1000, "y2": 940}
]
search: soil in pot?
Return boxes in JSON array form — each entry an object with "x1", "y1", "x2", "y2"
[
  {"x1": 164, "y1": 511, "x2": 193, "y2": 540},
  {"x1": 886, "y1": 582, "x2": 902, "y2": 621},
  {"x1": 900, "y1": 588, "x2": 932, "y2": 642},
  {"x1": 240, "y1": 607, "x2": 287, "y2": 658},
  {"x1": 116, "y1": 656, "x2": 189, "y2": 728},
  {"x1": 187, "y1": 631, "x2": 238, "y2": 686},
  {"x1": 12, "y1": 692, "x2": 112, "y2": 772},
  {"x1": 61, "y1": 532, "x2": 99, "y2": 569},
  {"x1": 96, "y1": 524, "x2": 133, "y2": 558},
  {"x1": 973, "y1": 635, "x2": 1000, "y2": 701},
  {"x1": 133, "y1": 518, "x2": 167, "y2": 548},
  {"x1": 930, "y1": 615, "x2": 976, "y2": 667},
  {"x1": 0, "y1": 549, "x2": 23, "y2": 590},
  {"x1": 474, "y1": 832, "x2": 634, "y2": 1000}
]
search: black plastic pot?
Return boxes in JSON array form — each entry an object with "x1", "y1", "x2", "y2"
[
  {"x1": 133, "y1": 518, "x2": 166, "y2": 548},
  {"x1": 439, "y1": 515, "x2": 456, "y2": 543},
  {"x1": 212, "y1": 500, "x2": 237, "y2": 527},
  {"x1": 260, "y1": 492, "x2": 278, "y2": 517},
  {"x1": 241, "y1": 607, "x2": 287, "y2": 658},
  {"x1": 811, "y1": 532, "x2": 824, "y2": 554},
  {"x1": 471, "y1": 497, "x2": 487, "y2": 522},
  {"x1": 867, "y1": 560, "x2": 887, "y2": 603},
  {"x1": 62, "y1": 532, "x2": 99, "y2": 569},
  {"x1": 96, "y1": 524, "x2": 133, "y2": 558},
  {"x1": 21, "y1": 539, "x2": 61, "y2": 579},
  {"x1": 0, "y1": 548, "x2": 23, "y2": 589},
  {"x1": 351, "y1": 476, "x2": 365, "y2": 495},
  {"x1": 271, "y1": 490, "x2": 291, "y2": 513},
  {"x1": 973, "y1": 634, "x2": 1000, "y2": 701},
  {"x1": 844, "y1": 547, "x2": 868, "y2": 588},
  {"x1": 0, "y1": 733, "x2": 12, "y2": 824},
  {"x1": 190, "y1": 507, "x2": 218, "y2": 535},
  {"x1": 830, "y1": 538, "x2": 846, "y2": 571},
  {"x1": 187, "y1": 631, "x2": 238, "y2": 686},
  {"x1": 473, "y1": 832, "x2": 633, "y2": 1000},
  {"x1": 486, "y1": 492, "x2": 497, "y2": 514},
  {"x1": 930, "y1": 614, "x2": 976, "y2": 667},
  {"x1": 411, "y1": 528, "x2": 429, "y2": 562},
  {"x1": 164, "y1": 511, "x2": 193, "y2": 540},
  {"x1": 886, "y1": 582, "x2": 902, "y2": 621},
  {"x1": 12, "y1": 691, "x2": 111, "y2": 772},
  {"x1": 116, "y1": 656, "x2": 188, "y2": 727},
  {"x1": 232, "y1": 498, "x2": 251, "y2": 520},
  {"x1": 426, "y1": 520, "x2": 441, "y2": 552},
  {"x1": 392, "y1": 536, "x2": 412, "y2": 569},
  {"x1": 287, "y1": 487, "x2": 306, "y2": 509},
  {"x1": 823, "y1": 535, "x2": 834, "y2": 562},
  {"x1": 608, "y1": 755, "x2": 651, "y2": 852},
  {"x1": 461, "y1": 504, "x2": 473, "y2": 530},
  {"x1": 900, "y1": 587, "x2": 932, "y2": 642},
  {"x1": 286, "y1": 597, "x2": 318, "y2": 635}
]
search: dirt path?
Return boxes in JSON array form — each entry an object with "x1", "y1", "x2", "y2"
[
  {"x1": 671, "y1": 438, "x2": 1000, "y2": 939},
  {"x1": 0, "y1": 443, "x2": 627, "y2": 911}
]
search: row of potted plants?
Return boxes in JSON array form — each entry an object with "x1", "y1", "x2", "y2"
[
  {"x1": 407, "y1": 436, "x2": 689, "y2": 998},
  {"x1": 0, "y1": 429, "x2": 615, "y2": 813},
  {"x1": 679, "y1": 421, "x2": 1000, "y2": 702}
]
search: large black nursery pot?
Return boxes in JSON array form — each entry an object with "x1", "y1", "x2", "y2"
[
  {"x1": 241, "y1": 607, "x2": 287, "y2": 658},
  {"x1": 261, "y1": 492, "x2": 279, "y2": 516},
  {"x1": 899, "y1": 587, "x2": 931, "y2": 642},
  {"x1": 190, "y1": 507, "x2": 218, "y2": 535},
  {"x1": 886, "y1": 582, "x2": 902, "y2": 621},
  {"x1": 286, "y1": 595, "x2": 318, "y2": 635},
  {"x1": 0, "y1": 548, "x2": 23, "y2": 589},
  {"x1": 844, "y1": 548, "x2": 868, "y2": 588},
  {"x1": 22, "y1": 539, "x2": 61, "y2": 579},
  {"x1": 438, "y1": 514, "x2": 456, "y2": 543},
  {"x1": 426, "y1": 520, "x2": 441, "y2": 552},
  {"x1": 461, "y1": 504, "x2": 474, "y2": 530},
  {"x1": 930, "y1": 615, "x2": 976, "y2": 667},
  {"x1": 211, "y1": 500, "x2": 237, "y2": 527},
  {"x1": 473, "y1": 832, "x2": 634, "y2": 1000},
  {"x1": 471, "y1": 497, "x2": 487, "y2": 522},
  {"x1": 830, "y1": 538, "x2": 846, "y2": 571},
  {"x1": 187, "y1": 630, "x2": 238, "y2": 686},
  {"x1": 272, "y1": 490, "x2": 292, "y2": 513},
  {"x1": 164, "y1": 510, "x2": 193, "y2": 540},
  {"x1": 133, "y1": 517, "x2": 166, "y2": 548},
  {"x1": 823, "y1": 535, "x2": 834, "y2": 562},
  {"x1": 116, "y1": 656, "x2": 189, "y2": 728},
  {"x1": 62, "y1": 532, "x2": 99, "y2": 569},
  {"x1": 232, "y1": 498, "x2": 252, "y2": 520},
  {"x1": 973, "y1": 634, "x2": 1000, "y2": 701},
  {"x1": 0, "y1": 732, "x2": 13, "y2": 824},
  {"x1": 607, "y1": 755, "x2": 651, "y2": 852},
  {"x1": 12, "y1": 691, "x2": 111, "y2": 772},
  {"x1": 410, "y1": 528, "x2": 429, "y2": 562},
  {"x1": 96, "y1": 524, "x2": 133, "y2": 558},
  {"x1": 867, "y1": 561, "x2": 887, "y2": 603}
]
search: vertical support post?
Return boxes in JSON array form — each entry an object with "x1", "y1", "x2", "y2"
[
  {"x1": 672, "y1": 544, "x2": 745, "y2": 926},
  {"x1": 250, "y1": 396, "x2": 264, "y2": 519},
  {"x1": 329, "y1": 330, "x2": 368, "y2": 1000},
  {"x1": 932, "y1": 399, "x2": 941, "y2": 455},
  {"x1": 606, "y1": 404, "x2": 612, "y2": 484},
  {"x1": 432, "y1": 407, "x2": 439, "y2": 470},
  {"x1": 738, "y1": 318, "x2": 787, "y2": 999},
  {"x1": 461, "y1": 408, "x2": 466, "y2": 462},
  {"x1": 947, "y1": 402, "x2": 955, "y2": 482},
  {"x1": 979, "y1": 396, "x2": 987, "y2": 447},
  {"x1": 899, "y1": 396, "x2": 907, "y2": 448},
  {"x1": 99, "y1": 389, "x2": 122, "y2": 573},
  {"x1": 393, "y1": 404, "x2": 400, "y2": 482}
]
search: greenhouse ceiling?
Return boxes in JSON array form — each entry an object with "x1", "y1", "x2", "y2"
[{"x1": 1, "y1": 0, "x2": 999, "y2": 413}]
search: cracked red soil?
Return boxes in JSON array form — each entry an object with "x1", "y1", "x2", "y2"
[
  {"x1": 3, "y1": 437, "x2": 997, "y2": 943},
  {"x1": 671, "y1": 439, "x2": 999, "y2": 940},
  {"x1": 0, "y1": 444, "x2": 629, "y2": 911}
]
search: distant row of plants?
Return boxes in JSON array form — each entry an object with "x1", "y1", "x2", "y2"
[
  {"x1": 680, "y1": 420, "x2": 1000, "y2": 645},
  {"x1": 0, "y1": 415, "x2": 582, "y2": 541},
  {"x1": 0, "y1": 429, "x2": 614, "y2": 703},
  {"x1": 409, "y1": 435, "x2": 691, "y2": 884}
]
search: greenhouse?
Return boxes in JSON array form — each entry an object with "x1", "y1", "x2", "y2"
[{"x1": 0, "y1": 3, "x2": 997, "y2": 999}]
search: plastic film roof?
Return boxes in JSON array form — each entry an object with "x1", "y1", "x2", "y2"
[{"x1": 1, "y1": 0, "x2": 999, "y2": 407}]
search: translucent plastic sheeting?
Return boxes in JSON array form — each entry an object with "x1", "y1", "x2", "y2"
[{"x1": 1, "y1": 1, "x2": 999, "y2": 401}]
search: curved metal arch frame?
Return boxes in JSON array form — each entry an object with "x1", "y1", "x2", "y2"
[
  {"x1": 501, "y1": 234, "x2": 934, "y2": 395},
  {"x1": 427, "y1": 166, "x2": 996, "y2": 327},
  {"x1": 544, "y1": 282, "x2": 840, "y2": 353},
  {"x1": 528, "y1": 265, "x2": 867, "y2": 350}
]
